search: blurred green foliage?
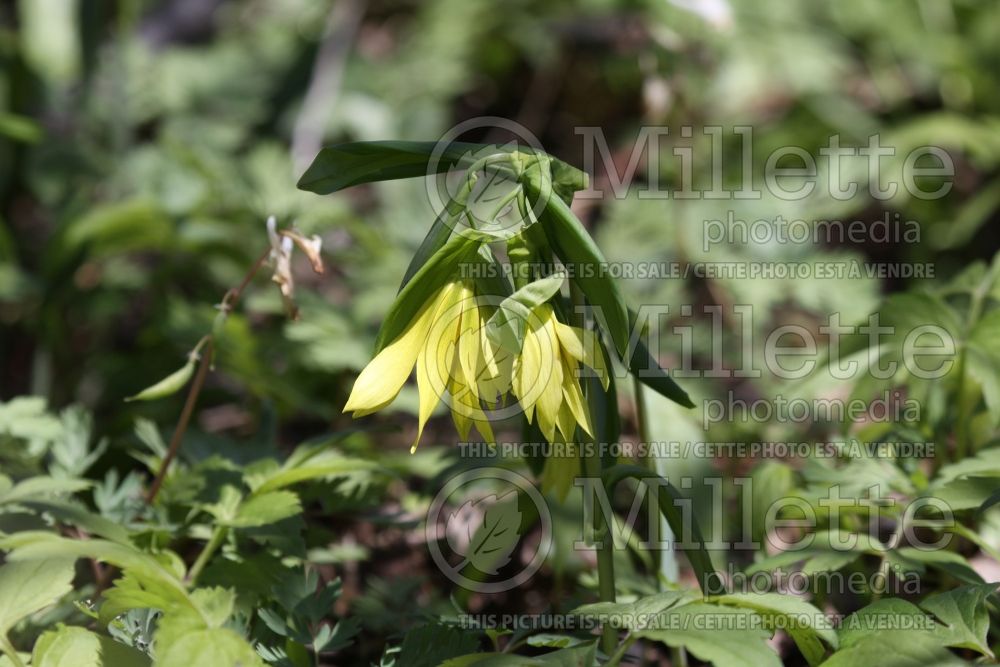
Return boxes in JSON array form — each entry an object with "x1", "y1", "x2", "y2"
[{"x1": 1, "y1": 0, "x2": 1000, "y2": 665}]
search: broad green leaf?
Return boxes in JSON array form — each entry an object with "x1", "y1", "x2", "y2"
[
  {"x1": 0, "y1": 532, "x2": 187, "y2": 597},
  {"x1": 536, "y1": 194, "x2": 630, "y2": 359},
  {"x1": 800, "y1": 551, "x2": 859, "y2": 576},
  {"x1": 827, "y1": 598, "x2": 962, "y2": 667},
  {"x1": 154, "y1": 613, "x2": 264, "y2": 667},
  {"x1": 748, "y1": 462, "x2": 795, "y2": 546},
  {"x1": 373, "y1": 233, "x2": 481, "y2": 353},
  {"x1": 64, "y1": 199, "x2": 172, "y2": 256},
  {"x1": 188, "y1": 587, "x2": 236, "y2": 628},
  {"x1": 926, "y1": 475, "x2": 999, "y2": 510},
  {"x1": 21, "y1": 499, "x2": 132, "y2": 544},
  {"x1": 297, "y1": 141, "x2": 585, "y2": 199},
  {"x1": 968, "y1": 308, "x2": 1000, "y2": 425},
  {"x1": 229, "y1": 491, "x2": 302, "y2": 528},
  {"x1": 0, "y1": 476, "x2": 92, "y2": 505},
  {"x1": 471, "y1": 244, "x2": 514, "y2": 302},
  {"x1": 934, "y1": 445, "x2": 1000, "y2": 483},
  {"x1": 602, "y1": 465, "x2": 719, "y2": 594},
  {"x1": 525, "y1": 634, "x2": 589, "y2": 648},
  {"x1": 246, "y1": 453, "x2": 381, "y2": 494},
  {"x1": 297, "y1": 140, "x2": 507, "y2": 194},
  {"x1": 919, "y1": 584, "x2": 997, "y2": 658},
  {"x1": 633, "y1": 603, "x2": 781, "y2": 667},
  {"x1": 889, "y1": 547, "x2": 983, "y2": 586},
  {"x1": 32, "y1": 626, "x2": 150, "y2": 667},
  {"x1": 0, "y1": 559, "x2": 74, "y2": 634},
  {"x1": 710, "y1": 592, "x2": 837, "y2": 666},
  {"x1": 441, "y1": 644, "x2": 596, "y2": 667},
  {"x1": 393, "y1": 623, "x2": 482, "y2": 667},
  {"x1": 484, "y1": 273, "x2": 565, "y2": 353},
  {"x1": 627, "y1": 329, "x2": 694, "y2": 408},
  {"x1": 125, "y1": 358, "x2": 195, "y2": 402},
  {"x1": 18, "y1": 0, "x2": 80, "y2": 86},
  {"x1": 399, "y1": 188, "x2": 474, "y2": 290},
  {"x1": 99, "y1": 569, "x2": 192, "y2": 628},
  {"x1": 573, "y1": 590, "x2": 693, "y2": 630}
]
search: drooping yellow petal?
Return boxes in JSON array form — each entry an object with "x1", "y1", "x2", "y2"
[
  {"x1": 344, "y1": 284, "x2": 449, "y2": 416},
  {"x1": 448, "y1": 358, "x2": 496, "y2": 443},
  {"x1": 555, "y1": 321, "x2": 610, "y2": 390},
  {"x1": 512, "y1": 319, "x2": 542, "y2": 422},
  {"x1": 533, "y1": 310, "x2": 565, "y2": 443},
  {"x1": 456, "y1": 288, "x2": 483, "y2": 401},
  {"x1": 412, "y1": 283, "x2": 463, "y2": 452},
  {"x1": 559, "y1": 356, "x2": 593, "y2": 438}
]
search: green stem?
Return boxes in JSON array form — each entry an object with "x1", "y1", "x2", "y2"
[
  {"x1": 187, "y1": 525, "x2": 227, "y2": 586},
  {"x1": 955, "y1": 275, "x2": 991, "y2": 461},
  {"x1": 583, "y1": 449, "x2": 618, "y2": 656},
  {"x1": 633, "y1": 378, "x2": 686, "y2": 667},
  {"x1": 0, "y1": 635, "x2": 26, "y2": 667},
  {"x1": 571, "y1": 282, "x2": 618, "y2": 656},
  {"x1": 605, "y1": 636, "x2": 636, "y2": 667},
  {"x1": 949, "y1": 522, "x2": 1000, "y2": 562}
]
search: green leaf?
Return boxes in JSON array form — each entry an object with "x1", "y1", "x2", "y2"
[
  {"x1": 154, "y1": 613, "x2": 264, "y2": 667},
  {"x1": 484, "y1": 273, "x2": 565, "y2": 353},
  {"x1": 826, "y1": 599, "x2": 962, "y2": 667},
  {"x1": 17, "y1": 0, "x2": 80, "y2": 86},
  {"x1": 297, "y1": 140, "x2": 500, "y2": 194},
  {"x1": 296, "y1": 141, "x2": 586, "y2": 199},
  {"x1": 0, "y1": 559, "x2": 75, "y2": 635},
  {"x1": 63, "y1": 199, "x2": 172, "y2": 256},
  {"x1": 602, "y1": 465, "x2": 720, "y2": 594},
  {"x1": 399, "y1": 187, "x2": 474, "y2": 290},
  {"x1": 32, "y1": 626, "x2": 150, "y2": 667},
  {"x1": 0, "y1": 532, "x2": 187, "y2": 598},
  {"x1": 710, "y1": 592, "x2": 837, "y2": 666},
  {"x1": 21, "y1": 499, "x2": 132, "y2": 544},
  {"x1": 99, "y1": 570, "x2": 193, "y2": 628},
  {"x1": 125, "y1": 357, "x2": 195, "y2": 402},
  {"x1": 919, "y1": 584, "x2": 997, "y2": 658},
  {"x1": 246, "y1": 452, "x2": 381, "y2": 494},
  {"x1": 968, "y1": 308, "x2": 1000, "y2": 425},
  {"x1": 525, "y1": 634, "x2": 589, "y2": 648},
  {"x1": 626, "y1": 329, "x2": 694, "y2": 408},
  {"x1": 535, "y1": 194, "x2": 630, "y2": 359},
  {"x1": 373, "y1": 233, "x2": 481, "y2": 353},
  {"x1": 0, "y1": 476, "x2": 92, "y2": 506},
  {"x1": 229, "y1": 491, "x2": 302, "y2": 528},
  {"x1": 393, "y1": 623, "x2": 482, "y2": 667},
  {"x1": 633, "y1": 603, "x2": 781, "y2": 667},
  {"x1": 890, "y1": 547, "x2": 983, "y2": 586},
  {"x1": 573, "y1": 590, "x2": 693, "y2": 630}
]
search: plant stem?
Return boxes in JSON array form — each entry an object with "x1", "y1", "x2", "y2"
[
  {"x1": 571, "y1": 282, "x2": 618, "y2": 656},
  {"x1": 634, "y1": 376, "x2": 686, "y2": 667},
  {"x1": 187, "y1": 524, "x2": 227, "y2": 586},
  {"x1": 582, "y1": 449, "x2": 618, "y2": 656},
  {"x1": 144, "y1": 337, "x2": 214, "y2": 504},
  {"x1": 0, "y1": 635, "x2": 26, "y2": 667},
  {"x1": 145, "y1": 246, "x2": 272, "y2": 505},
  {"x1": 955, "y1": 274, "x2": 991, "y2": 462},
  {"x1": 605, "y1": 636, "x2": 636, "y2": 667}
]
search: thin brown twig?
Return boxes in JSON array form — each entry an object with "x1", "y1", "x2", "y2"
[
  {"x1": 145, "y1": 246, "x2": 273, "y2": 504},
  {"x1": 144, "y1": 337, "x2": 214, "y2": 504}
]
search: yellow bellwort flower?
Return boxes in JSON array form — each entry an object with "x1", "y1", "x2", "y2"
[
  {"x1": 511, "y1": 303, "x2": 609, "y2": 443},
  {"x1": 343, "y1": 281, "x2": 504, "y2": 452}
]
